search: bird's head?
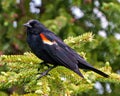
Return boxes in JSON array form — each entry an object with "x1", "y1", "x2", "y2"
[{"x1": 24, "y1": 20, "x2": 46, "y2": 35}]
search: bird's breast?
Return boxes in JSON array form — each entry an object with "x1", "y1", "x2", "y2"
[{"x1": 27, "y1": 34, "x2": 43, "y2": 52}]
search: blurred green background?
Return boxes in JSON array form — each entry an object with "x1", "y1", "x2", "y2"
[{"x1": 0, "y1": 0, "x2": 120, "y2": 95}]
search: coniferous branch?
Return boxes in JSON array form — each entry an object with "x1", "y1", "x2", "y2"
[{"x1": 0, "y1": 33, "x2": 120, "y2": 95}]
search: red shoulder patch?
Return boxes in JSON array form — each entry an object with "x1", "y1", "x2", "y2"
[
  {"x1": 40, "y1": 33, "x2": 50, "y2": 42},
  {"x1": 40, "y1": 33, "x2": 57, "y2": 45}
]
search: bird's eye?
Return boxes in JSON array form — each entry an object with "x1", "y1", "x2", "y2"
[
  {"x1": 29, "y1": 23, "x2": 34, "y2": 27},
  {"x1": 30, "y1": 22, "x2": 38, "y2": 28}
]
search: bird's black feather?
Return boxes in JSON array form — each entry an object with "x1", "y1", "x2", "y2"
[{"x1": 24, "y1": 20, "x2": 109, "y2": 78}]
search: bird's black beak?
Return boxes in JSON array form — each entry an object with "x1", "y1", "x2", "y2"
[{"x1": 23, "y1": 23, "x2": 32, "y2": 28}]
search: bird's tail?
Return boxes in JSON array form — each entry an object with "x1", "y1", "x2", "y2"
[
  {"x1": 78, "y1": 61, "x2": 109, "y2": 78},
  {"x1": 88, "y1": 67, "x2": 109, "y2": 78}
]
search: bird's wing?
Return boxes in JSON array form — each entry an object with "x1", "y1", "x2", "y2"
[
  {"x1": 39, "y1": 32, "x2": 84, "y2": 77},
  {"x1": 43, "y1": 31, "x2": 85, "y2": 61},
  {"x1": 43, "y1": 31, "x2": 95, "y2": 69},
  {"x1": 41, "y1": 31, "x2": 80, "y2": 62}
]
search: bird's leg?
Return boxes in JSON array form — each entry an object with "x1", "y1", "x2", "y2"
[
  {"x1": 38, "y1": 61, "x2": 48, "y2": 71},
  {"x1": 37, "y1": 65, "x2": 57, "y2": 79}
]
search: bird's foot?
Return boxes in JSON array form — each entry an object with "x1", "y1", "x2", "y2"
[
  {"x1": 37, "y1": 70, "x2": 49, "y2": 79},
  {"x1": 37, "y1": 65, "x2": 56, "y2": 80}
]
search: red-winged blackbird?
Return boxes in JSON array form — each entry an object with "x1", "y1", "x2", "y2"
[{"x1": 24, "y1": 20, "x2": 109, "y2": 79}]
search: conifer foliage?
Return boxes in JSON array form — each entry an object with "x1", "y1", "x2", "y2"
[{"x1": 0, "y1": 0, "x2": 120, "y2": 95}]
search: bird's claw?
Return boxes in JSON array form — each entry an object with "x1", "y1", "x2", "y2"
[
  {"x1": 37, "y1": 65, "x2": 56, "y2": 80},
  {"x1": 37, "y1": 71, "x2": 49, "y2": 79}
]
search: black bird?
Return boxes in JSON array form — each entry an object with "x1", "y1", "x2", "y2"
[{"x1": 24, "y1": 20, "x2": 109, "y2": 79}]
